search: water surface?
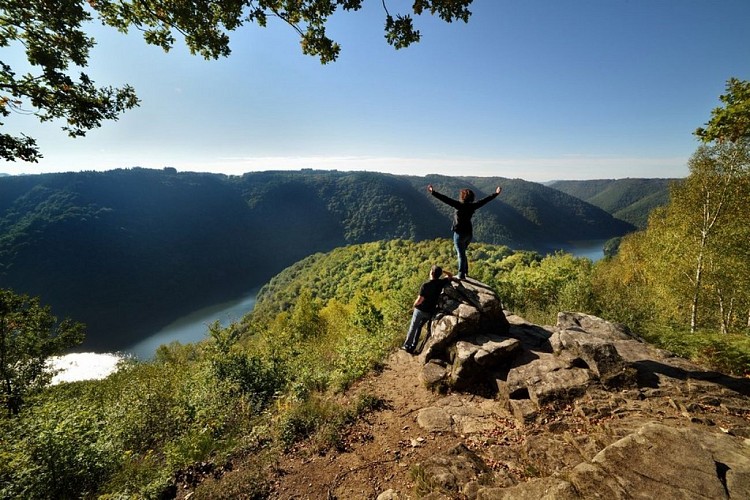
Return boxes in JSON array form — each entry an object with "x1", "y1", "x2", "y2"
[{"x1": 127, "y1": 291, "x2": 258, "y2": 360}]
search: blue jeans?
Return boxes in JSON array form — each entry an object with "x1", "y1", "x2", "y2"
[
  {"x1": 404, "y1": 308, "x2": 432, "y2": 352},
  {"x1": 454, "y1": 232, "x2": 472, "y2": 277}
]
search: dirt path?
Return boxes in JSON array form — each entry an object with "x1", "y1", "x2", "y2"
[
  {"x1": 203, "y1": 320, "x2": 750, "y2": 500},
  {"x1": 268, "y1": 349, "x2": 465, "y2": 499}
]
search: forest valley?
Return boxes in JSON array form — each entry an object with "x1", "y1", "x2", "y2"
[{"x1": 0, "y1": 79, "x2": 749, "y2": 498}]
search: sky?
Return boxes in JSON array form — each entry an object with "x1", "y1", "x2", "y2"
[{"x1": 2, "y1": 0, "x2": 749, "y2": 182}]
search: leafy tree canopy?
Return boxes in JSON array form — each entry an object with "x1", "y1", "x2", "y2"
[
  {"x1": 1, "y1": 0, "x2": 473, "y2": 163},
  {"x1": 0, "y1": 288, "x2": 84, "y2": 415},
  {"x1": 695, "y1": 77, "x2": 750, "y2": 144}
]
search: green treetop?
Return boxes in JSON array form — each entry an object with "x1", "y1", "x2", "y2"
[
  {"x1": 0, "y1": 289, "x2": 84, "y2": 415},
  {"x1": 695, "y1": 78, "x2": 750, "y2": 144}
]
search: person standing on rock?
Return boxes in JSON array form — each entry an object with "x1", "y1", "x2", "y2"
[
  {"x1": 428, "y1": 184, "x2": 502, "y2": 280},
  {"x1": 402, "y1": 265, "x2": 455, "y2": 354}
]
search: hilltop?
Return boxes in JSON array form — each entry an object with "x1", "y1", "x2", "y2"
[
  {"x1": 0, "y1": 168, "x2": 637, "y2": 350},
  {"x1": 197, "y1": 309, "x2": 750, "y2": 499},
  {"x1": 547, "y1": 178, "x2": 677, "y2": 229},
  {"x1": 3, "y1": 238, "x2": 748, "y2": 499}
]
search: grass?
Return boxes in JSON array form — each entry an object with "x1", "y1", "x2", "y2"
[{"x1": 641, "y1": 325, "x2": 750, "y2": 377}]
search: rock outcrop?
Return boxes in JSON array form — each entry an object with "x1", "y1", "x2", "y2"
[
  {"x1": 418, "y1": 277, "x2": 515, "y2": 391},
  {"x1": 408, "y1": 278, "x2": 750, "y2": 499}
]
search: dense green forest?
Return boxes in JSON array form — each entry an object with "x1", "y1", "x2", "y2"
[
  {"x1": 0, "y1": 169, "x2": 638, "y2": 350},
  {"x1": 2, "y1": 231, "x2": 748, "y2": 498},
  {"x1": 548, "y1": 178, "x2": 676, "y2": 229},
  {"x1": 2, "y1": 76, "x2": 748, "y2": 500}
]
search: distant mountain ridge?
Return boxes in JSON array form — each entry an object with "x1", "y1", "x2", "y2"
[
  {"x1": 548, "y1": 178, "x2": 678, "y2": 228},
  {"x1": 0, "y1": 168, "x2": 634, "y2": 350}
]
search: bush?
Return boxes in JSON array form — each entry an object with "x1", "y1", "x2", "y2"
[
  {"x1": 277, "y1": 396, "x2": 339, "y2": 449},
  {"x1": 192, "y1": 465, "x2": 271, "y2": 500},
  {"x1": 0, "y1": 385, "x2": 118, "y2": 499},
  {"x1": 211, "y1": 353, "x2": 285, "y2": 412},
  {"x1": 643, "y1": 326, "x2": 750, "y2": 377}
]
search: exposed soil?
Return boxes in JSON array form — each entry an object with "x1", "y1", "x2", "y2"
[
  {"x1": 184, "y1": 323, "x2": 750, "y2": 500},
  {"x1": 260, "y1": 346, "x2": 750, "y2": 499},
  {"x1": 268, "y1": 349, "x2": 461, "y2": 499}
]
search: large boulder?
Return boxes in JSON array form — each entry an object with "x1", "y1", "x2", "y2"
[
  {"x1": 503, "y1": 312, "x2": 641, "y2": 416},
  {"x1": 568, "y1": 423, "x2": 750, "y2": 499},
  {"x1": 472, "y1": 423, "x2": 750, "y2": 499},
  {"x1": 505, "y1": 351, "x2": 593, "y2": 406},
  {"x1": 417, "y1": 294, "x2": 650, "y2": 419},
  {"x1": 550, "y1": 312, "x2": 639, "y2": 389},
  {"x1": 418, "y1": 278, "x2": 514, "y2": 390}
]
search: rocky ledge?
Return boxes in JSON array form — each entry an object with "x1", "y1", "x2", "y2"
[{"x1": 401, "y1": 277, "x2": 750, "y2": 499}]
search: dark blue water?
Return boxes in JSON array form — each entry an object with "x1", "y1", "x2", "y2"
[{"x1": 127, "y1": 291, "x2": 257, "y2": 360}]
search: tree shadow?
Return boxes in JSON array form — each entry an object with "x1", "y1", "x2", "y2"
[{"x1": 632, "y1": 359, "x2": 750, "y2": 397}]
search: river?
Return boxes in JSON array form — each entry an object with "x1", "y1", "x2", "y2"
[
  {"x1": 127, "y1": 291, "x2": 258, "y2": 360},
  {"x1": 52, "y1": 239, "x2": 610, "y2": 382},
  {"x1": 50, "y1": 290, "x2": 258, "y2": 383},
  {"x1": 545, "y1": 239, "x2": 609, "y2": 262}
]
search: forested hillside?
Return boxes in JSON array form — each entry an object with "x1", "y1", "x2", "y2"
[
  {"x1": 0, "y1": 168, "x2": 633, "y2": 350},
  {"x1": 3, "y1": 237, "x2": 745, "y2": 499},
  {"x1": 548, "y1": 178, "x2": 677, "y2": 228}
]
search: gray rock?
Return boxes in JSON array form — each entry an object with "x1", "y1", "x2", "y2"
[
  {"x1": 420, "y1": 444, "x2": 492, "y2": 496},
  {"x1": 420, "y1": 361, "x2": 449, "y2": 390},
  {"x1": 417, "y1": 407, "x2": 453, "y2": 433},
  {"x1": 509, "y1": 399, "x2": 538, "y2": 425},
  {"x1": 376, "y1": 489, "x2": 400, "y2": 500},
  {"x1": 553, "y1": 330, "x2": 638, "y2": 388},
  {"x1": 556, "y1": 311, "x2": 636, "y2": 341},
  {"x1": 398, "y1": 303, "x2": 750, "y2": 500},
  {"x1": 569, "y1": 423, "x2": 750, "y2": 499},
  {"x1": 421, "y1": 279, "x2": 510, "y2": 365},
  {"x1": 476, "y1": 477, "x2": 579, "y2": 500},
  {"x1": 506, "y1": 352, "x2": 593, "y2": 406},
  {"x1": 450, "y1": 336, "x2": 520, "y2": 389},
  {"x1": 527, "y1": 367, "x2": 592, "y2": 406}
]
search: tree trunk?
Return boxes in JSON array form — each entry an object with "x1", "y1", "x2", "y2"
[
  {"x1": 690, "y1": 239, "x2": 705, "y2": 334},
  {"x1": 717, "y1": 290, "x2": 734, "y2": 334}
]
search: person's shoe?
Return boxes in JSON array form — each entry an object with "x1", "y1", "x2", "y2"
[{"x1": 457, "y1": 273, "x2": 466, "y2": 280}]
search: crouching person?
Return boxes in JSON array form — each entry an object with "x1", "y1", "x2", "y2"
[{"x1": 402, "y1": 265, "x2": 454, "y2": 354}]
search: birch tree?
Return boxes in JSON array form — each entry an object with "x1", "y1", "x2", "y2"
[{"x1": 670, "y1": 143, "x2": 750, "y2": 332}]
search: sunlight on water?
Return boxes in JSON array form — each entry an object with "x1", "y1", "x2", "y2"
[
  {"x1": 49, "y1": 291, "x2": 258, "y2": 383},
  {"x1": 49, "y1": 352, "x2": 126, "y2": 384}
]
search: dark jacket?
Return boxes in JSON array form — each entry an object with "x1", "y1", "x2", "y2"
[
  {"x1": 431, "y1": 189, "x2": 499, "y2": 237},
  {"x1": 416, "y1": 278, "x2": 451, "y2": 314}
]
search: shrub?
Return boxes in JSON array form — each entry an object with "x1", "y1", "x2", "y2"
[
  {"x1": 0, "y1": 385, "x2": 118, "y2": 499},
  {"x1": 211, "y1": 353, "x2": 285, "y2": 412},
  {"x1": 643, "y1": 325, "x2": 750, "y2": 377}
]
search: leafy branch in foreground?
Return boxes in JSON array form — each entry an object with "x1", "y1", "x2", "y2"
[
  {"x1": 0, "y1": 289, "x2": 84, "y2": 415},
  {"x1": 1, "y1": 0, "x2": 473, "y2": 162}
]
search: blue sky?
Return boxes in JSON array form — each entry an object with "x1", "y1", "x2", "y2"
[{"x1": 2, "y1": 0, "x2": 749, "y2": 181}]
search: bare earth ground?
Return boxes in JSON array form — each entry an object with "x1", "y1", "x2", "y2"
[
  {"x1": 268, "y1": 349, "x2": 461, "y2": 499},
  {"x1": 259, "y1": 343, "x2": 750, "y2": 500}
]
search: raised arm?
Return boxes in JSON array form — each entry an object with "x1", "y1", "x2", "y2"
[
  {"x1": 428, "y1": 185, "x2": 462, "y2": 209},
  {"x1": 473, "y1": 186, "x2": 502, "y2": 209}
]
